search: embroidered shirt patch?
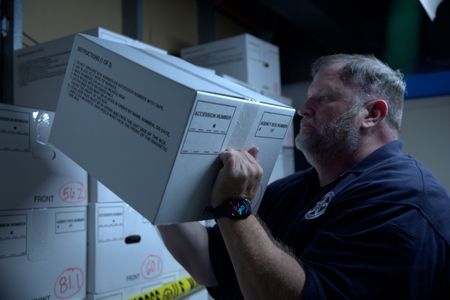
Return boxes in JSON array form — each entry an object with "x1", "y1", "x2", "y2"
[{"x1": 304, "y1": 191, "x2": 335, "y2": 220}]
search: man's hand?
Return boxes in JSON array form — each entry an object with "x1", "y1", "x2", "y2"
[{"x1": 211, "y1": 147, "x2": 263, "y2": 208}]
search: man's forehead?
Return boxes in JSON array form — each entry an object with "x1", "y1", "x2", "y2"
[
  {"x1": 308, "y1": 63, "x2": 348, "y2": 96},
  {"x1": 307, "y1": 77, "x2": 343, "y2": 97}
]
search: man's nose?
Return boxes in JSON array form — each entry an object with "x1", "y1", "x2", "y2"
[{"x1": 298, "y1": 98, "x2": 313, "y2": 118}]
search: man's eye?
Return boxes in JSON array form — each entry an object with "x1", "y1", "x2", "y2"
[{"x1": 318, "y1": 96, "x2": 330, "y2": 103}]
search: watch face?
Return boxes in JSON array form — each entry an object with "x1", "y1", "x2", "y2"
[
  {"x1": 208, "y1": 197, "x2": 252, "y2": 219},
  {"x1": 227, "y1": 198, "x2": 251, "y2": 218}
]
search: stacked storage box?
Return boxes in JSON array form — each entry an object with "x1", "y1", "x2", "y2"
[
  {"x1": 181, "y1": 34, "x2": 281, "y2": 98},
  {"x1": 10, "y1": 29, "x2": 211, "y2": 300},
  {"x1": 0, "y1": 103, "x2": 88, "y2": 299},
  {"x1": 86, "y1": 178, "x2": 197, "y2": 299},
  {"x1": 14, "y1": 27, "x2": 166, "y2": 111}
]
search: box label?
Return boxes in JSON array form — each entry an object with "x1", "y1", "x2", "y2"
[
  {"x1": 181, "y1": 101, "x2": 235, "y2": 155},
  {"x1": 0, "y1": 214, "x2": 27, "y2": 258},
  {"x1": 255, "y1": 112, "x2": 291, "y2": 139},
  {"x1": 58, "y1": 181, "x2": 87, "y2": 204},
  {"x1": 67, "y1": 54, "x2": 170, "y2": 153},
  {"x1": 140, "y1": 254, "x2": 163, "y2": 280},
  {"x1": 0, "y1": 108, "x2": 30, "y2": 152},
  {"x1": 55, "y1": 210, "x2": 86, "y2": 233},
  {"x1": 97, "y1": 206, "x2": 124, "y2": 242},
  {"x1": 54, "y1": 267, "x2": 84, "y2": 299},
  {"x1": 17, "y1": 49, "x2": 70, "y2": 87}
]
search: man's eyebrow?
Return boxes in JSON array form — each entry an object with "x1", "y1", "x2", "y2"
[{"x1": 309, "y1": 86, "x2": 342, "y2": 98}]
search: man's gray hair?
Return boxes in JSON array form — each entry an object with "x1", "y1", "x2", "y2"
[{"x1": 311, "y1": 54, "x2": 406, "y2": 131}]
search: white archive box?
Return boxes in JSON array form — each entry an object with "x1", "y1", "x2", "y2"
[
  {"x1": 87, "y1": 202, "x2": 186, "y2": 294},
  {"x1": 89, "y1": 175, "x2": 124, "y2": 203},
  {"x1": 49, "y1": 34, "x2": 296, "y2": 224},
  {"x1": 181, "y1": 33, "x2": 281, "y2": 97},
  {"x1": 268, "y1": 95, "x2": 296, "y2": 183},
  {"x1": 0, "y1": 207, "x2": 87, "y2": 300},
  {"x1": 0, "y1": 103, "x2": 88, "y2": 210},
  {"x1": 14, "y1": 27, "x2": 166, "y2": 111}
]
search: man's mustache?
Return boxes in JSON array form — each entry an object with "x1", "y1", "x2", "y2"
[{"x1": 299, "y1": 117, "x2": 314, "y2": 128}]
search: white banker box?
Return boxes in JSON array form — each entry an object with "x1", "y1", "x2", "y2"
[
  {"x1": 88, "y1": 202, "x2": 185, "y2": 294},
  {"x1": 14, "y1": 27, "x2": 166, "y2": 111},
  {"x1": 50, "y1": 34, "x2": 295, "y2": 224},
  {"x1": 0, "y1": 103, "x2": 88, "y2": 210},
  {"x1": 0, "y1": 207, "x2": 87, "y2": 300},
  {"x1": 181, "y1": 33, "x2": 281, "y2": 97},
  {"x1": 89, "y1": 175, "x2": 124, "y2": 203}
]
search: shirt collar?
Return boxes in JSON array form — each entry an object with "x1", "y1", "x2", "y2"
[
  {"x1": 303, "y1": 140, "x2": 404, "y2": 183},
  {"x1": 346, "y1": 140, "x2": 404, "y2": 174}
]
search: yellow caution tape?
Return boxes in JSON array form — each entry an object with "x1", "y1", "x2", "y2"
[{"x1": 128, "y1": 276, "x2": 202, "y2": 300}]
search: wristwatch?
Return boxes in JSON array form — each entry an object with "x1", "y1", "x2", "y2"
[{"x1": 207, "y1": 197, "x2": 252, "y2": 219}]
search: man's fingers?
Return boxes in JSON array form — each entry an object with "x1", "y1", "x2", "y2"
[
  {"x1": 248, "y1": 146, "x2": 259, "y2": 159},
  {"x1": 212, "y1": 147, "x2": 263, "y2": 206},
  {"x1": 219, "y1": 149, "x2": 235, "y2": 168},
  {"x1": 219, "y1": 147, "x2": 262, "y2": 180}
]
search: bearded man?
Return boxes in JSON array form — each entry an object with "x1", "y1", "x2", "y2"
[{"x1": 158, "y1": 54, "x2": 450, "y2": 300}]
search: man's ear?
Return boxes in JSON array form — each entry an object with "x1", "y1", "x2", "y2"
[{"x1": 361, "y1": 99, "x2": 388, "y2": 129}]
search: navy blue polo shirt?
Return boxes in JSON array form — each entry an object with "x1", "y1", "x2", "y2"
[{"x1": 207, "y1": 140, "x2": 450, "y2": 299}]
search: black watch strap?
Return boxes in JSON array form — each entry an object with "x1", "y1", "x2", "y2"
[{"x1": 207, "y1": 197, "x2": 252, "y2": 219}]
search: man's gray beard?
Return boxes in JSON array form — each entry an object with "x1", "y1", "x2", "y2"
[{"x1": 295, "y1": 108, "x2": 360, "y2": 166}]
